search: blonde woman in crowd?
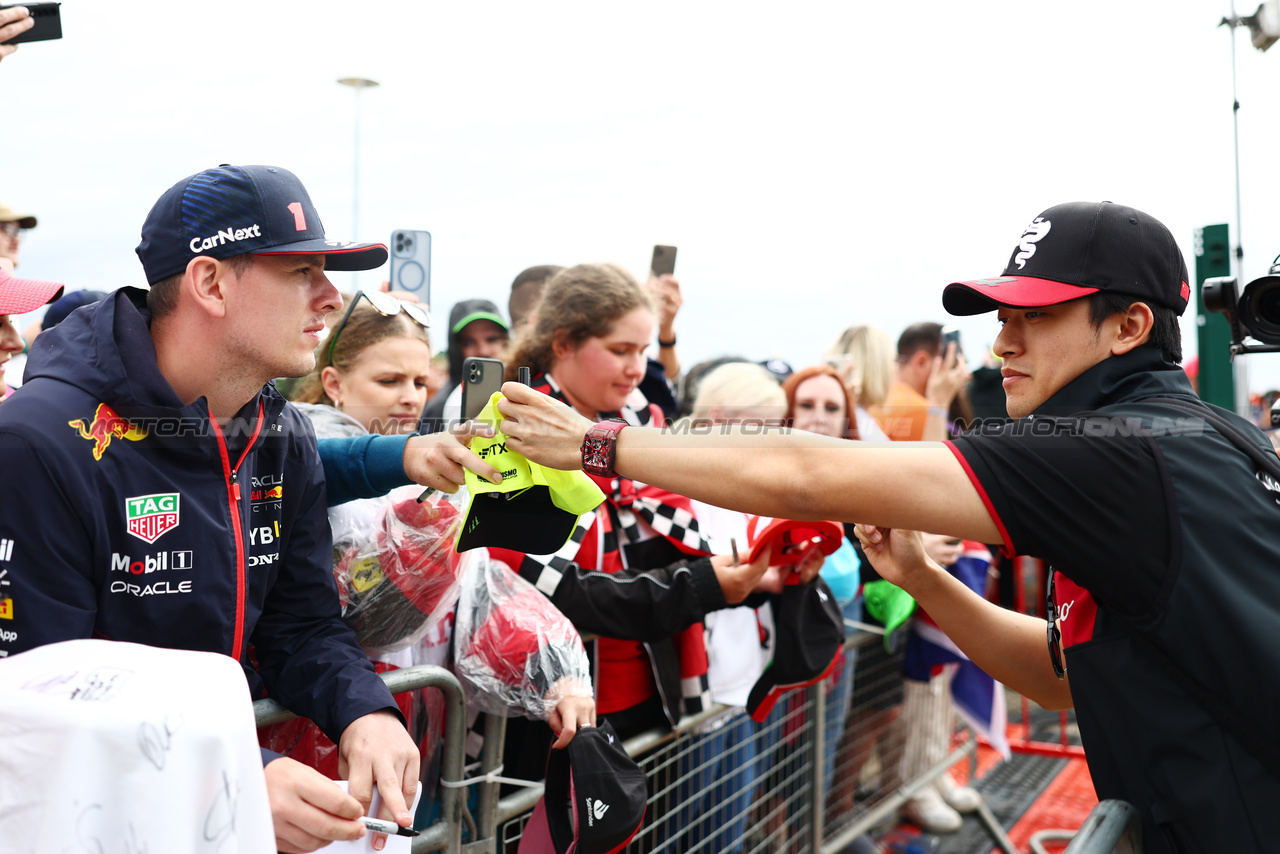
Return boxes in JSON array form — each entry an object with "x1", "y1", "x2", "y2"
[{"x1": 827, "y1": 325, "x2": 894, "y2": 441}]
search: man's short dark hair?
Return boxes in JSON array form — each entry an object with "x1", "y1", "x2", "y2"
[
  {"x1": 1086, "y1": 292, "x2": 1182, "y2": 364},
  {"x1": 147, "y1": 254, "x2": 255, "y2": 320},
  {"x1": 511, "y1": 265, "x2": 563, "y2": 293},
  {"x1": 508, "y1": 264, "x2": 564, "y2": 329},
  {"x1": 896, "y1": 322, "x2": 943, "y2": 361}
]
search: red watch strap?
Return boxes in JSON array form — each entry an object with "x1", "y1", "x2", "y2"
[{"x1": 581, "y1": 419, "x2": 627, "y2": 477}]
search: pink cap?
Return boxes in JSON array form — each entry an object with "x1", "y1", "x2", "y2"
[{"x1": 0, "y1": 268, "x2": 64, "y2": 315}]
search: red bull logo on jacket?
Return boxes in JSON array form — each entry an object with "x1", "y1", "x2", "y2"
[
  {"x1": 68, "y1": 403, "x2": 147, "y2": 461},
  {"x1": 126, "y1": 493, "x2": 181, "y2": 545}
]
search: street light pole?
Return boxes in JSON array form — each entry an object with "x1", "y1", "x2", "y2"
[
  {"x1": 337, "y1": 77, "x2": 380, "y2": 288},
  {"x1": 1218, "y1": 1, "x2": 1278, "y2": 413}
]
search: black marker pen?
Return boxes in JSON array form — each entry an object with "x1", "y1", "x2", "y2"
[{"x1": 360, "y1": 815, "x2": 419, "y2": 837}]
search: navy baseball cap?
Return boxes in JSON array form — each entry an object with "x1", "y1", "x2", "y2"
[
  {"x1": 944, "y1": 201, "x2": 1190, "y2": 317},
  {"x1": 135, "y1": 164, "x2": 388, "y2": 284},
  {"x1": 42, "y1": 289, "x2": 108, "y2": 329}
]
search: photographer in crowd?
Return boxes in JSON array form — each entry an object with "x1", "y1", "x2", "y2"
[{"x1": 497, "y1": 201, "x2": 1280, "y2": 854}]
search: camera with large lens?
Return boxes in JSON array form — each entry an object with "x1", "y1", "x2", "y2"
[
  {"x1": 1204, "y1": 260, "x2": 1280, "y2": 426},
  {"x1": 1202, "y1": 259, "x2": 1280, "y2": 354}
]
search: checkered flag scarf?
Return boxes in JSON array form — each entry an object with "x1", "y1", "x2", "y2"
[{"x1": 511, "y1": 373, "x2": 713, "y2": 588}]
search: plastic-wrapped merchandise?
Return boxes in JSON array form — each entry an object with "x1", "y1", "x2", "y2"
[
  {"x1": 261, "y1": 489, "x2": 591, "y2": 776},
  {"x1": 453, "y1": 550, "x2": 592, "y2": 721},
  {"x1": 330, "y1": 486, "x2": 465, "y2": 655}
]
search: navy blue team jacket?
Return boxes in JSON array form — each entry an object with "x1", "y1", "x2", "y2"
[{"x1": 0, "y1": 288, "x2": 395, "y2": 744}]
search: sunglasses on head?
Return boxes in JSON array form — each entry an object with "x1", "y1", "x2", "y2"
[{"x1": 328, "y1": 289, "x2": 430, "y2": 362}]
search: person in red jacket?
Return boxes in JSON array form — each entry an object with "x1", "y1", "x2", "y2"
[{"x1": 490, "y1": 264, "x2": 807, "y2": 829}]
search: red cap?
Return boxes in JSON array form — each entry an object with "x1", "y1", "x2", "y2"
[
  {"x1": 0, "y1": 268, "x2": 64, "y2": 315},
  {"x1": 745, "y1": 515, "x2": 845, "y2": 567}
]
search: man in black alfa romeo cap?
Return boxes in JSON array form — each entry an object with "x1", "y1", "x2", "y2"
[
  {"x1": 0, "y1": 165, "x2": 422, "y2": 852},
  {"x1": 498, "y1": 201, "x2": 1280, "y2": 853}
]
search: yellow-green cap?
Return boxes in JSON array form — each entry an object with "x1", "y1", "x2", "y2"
[{"x1": 457, "y1": 392, "x2": 605, "y2": 553}]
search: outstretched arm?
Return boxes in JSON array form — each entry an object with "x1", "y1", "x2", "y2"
[
  {"x1": 318, "y1": 421, "x2": 499, "y2": 507},
  {"x1": 496, "y1": 382, "x2": 1000, "y2": 543},
  {"x1": 855, "y1": 524, "x2": 1072, "y2": 710},
  {"x1": 649, "y1": 274, "x2": 683, "y2": 379}
]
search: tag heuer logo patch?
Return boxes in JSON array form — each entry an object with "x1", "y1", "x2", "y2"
[{"x1": 126, "y1": 493, "x2": 181, "y2": 544}]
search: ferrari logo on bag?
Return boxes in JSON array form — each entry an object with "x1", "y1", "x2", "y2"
[{"x1": 126, "y1": 493, "x2": 181, "y2": 544}]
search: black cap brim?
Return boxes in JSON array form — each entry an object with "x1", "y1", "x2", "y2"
[
  {"x1": 747, "y1": 578, "x2": 844, "y2": 723},
  {"x1": 456, "y1": 488, "x2": 580, "y2": 554},
  {"x1": 257, "y1": 240, "x2": 388, "y2": 271}
]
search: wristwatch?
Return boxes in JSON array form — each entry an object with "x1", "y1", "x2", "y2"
[{"x1": 581, "y1": 418, "x2": 627, "y2": 477}]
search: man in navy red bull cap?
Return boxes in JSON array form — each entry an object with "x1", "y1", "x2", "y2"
[
  {"x1": 0, "y1": 165, "x2": 421, "y2": 852},
  {"x1": 498, "y1": 201, "x2": 1280, "y2": 853}
]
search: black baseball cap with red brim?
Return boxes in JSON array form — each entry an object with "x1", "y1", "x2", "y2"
[
  {"x1": 519, "y1": 721, "x2": 646, "y2": 854},
  {"x1": 136, "y1": 164, "x2": 388, "y2": 284},
  {"x1": 944, "y1": 201, "x2": 1190, "y2": 317},
  {"x1": 747, "y1": 575, "x2": 844, "y2": 723}
]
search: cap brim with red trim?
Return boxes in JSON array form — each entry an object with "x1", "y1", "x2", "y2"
[
  {"x1": 257, "y1": 239, "x2": 388, "y2": 271},
  {"x1": 746, "y1": 517, "x2": 844, "y2": 566},
  {"x1": 0, "y1": 270, "x2": 65, "y2": 315},
  {"x1": 943, "y1": 276, "x2": 1099, "y2": 316},
  {"x1": 517, "y1": 798, "x2": 558, "y2": 854}
]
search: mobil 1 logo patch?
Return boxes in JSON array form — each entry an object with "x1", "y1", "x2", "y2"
[
  {"x1": 126, "y1": 493, "x2": 180, "y2": 544},
  {"x1": 111, "y1": 550, "x2": 194, "y2": 575}
]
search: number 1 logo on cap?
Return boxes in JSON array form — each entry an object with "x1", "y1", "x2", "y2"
[{"x1": 286, "y1": 202, "x2": 307, "y2": 232}]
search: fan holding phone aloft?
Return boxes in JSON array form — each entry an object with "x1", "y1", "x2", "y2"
[
  {"x1": 0, "y1": 2, "x2": 60, "y2": 58},
  {"x1": 649, "y1": 244, "x2": 682, "y2": 381}
]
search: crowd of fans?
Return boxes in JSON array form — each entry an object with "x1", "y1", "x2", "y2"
[
  {"x1": 0, "y1": 162, "x2": 1039, "y2": 850},
  {"x1": 8, "y1": 8, "x2": 1280, "y2": 854},
  {"x1": 4, "y1": 150, "x2": 1277, "y2": 854}
]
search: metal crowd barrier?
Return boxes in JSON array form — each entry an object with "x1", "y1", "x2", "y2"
[
  {"x1": 253, "y1": 664, "x2": 468, "y2": 854},
  {"x1": 491, "y1": 629, "x2": 1017, "y2": 854},
  {"x1": 1061, "y1": 800, "x2": 1143, "y2": 854},
  {"x1": 251, "y1": 633, "x2": 1072, "y2": 854}
]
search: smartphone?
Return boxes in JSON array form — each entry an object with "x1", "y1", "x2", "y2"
[
  {"x1": 941, "y1": 326, "x2": 962, "y2": 359},
  {"x1": 1, "y1": 2, "x2": 60, "y2": 43},
  {"x1": 461, "y1": 357, "x2": 504, "y2": 424},
  {"x1": 389, "y1": 229, "x2": 431, "y2": 301},
  {"x1": 650, "y1": 245, "x2": 677, "y2": 278}
]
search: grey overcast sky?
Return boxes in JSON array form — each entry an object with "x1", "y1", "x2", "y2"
[{"x1": 6, "y1": 1, "x2": 1280, "y2": 393}]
